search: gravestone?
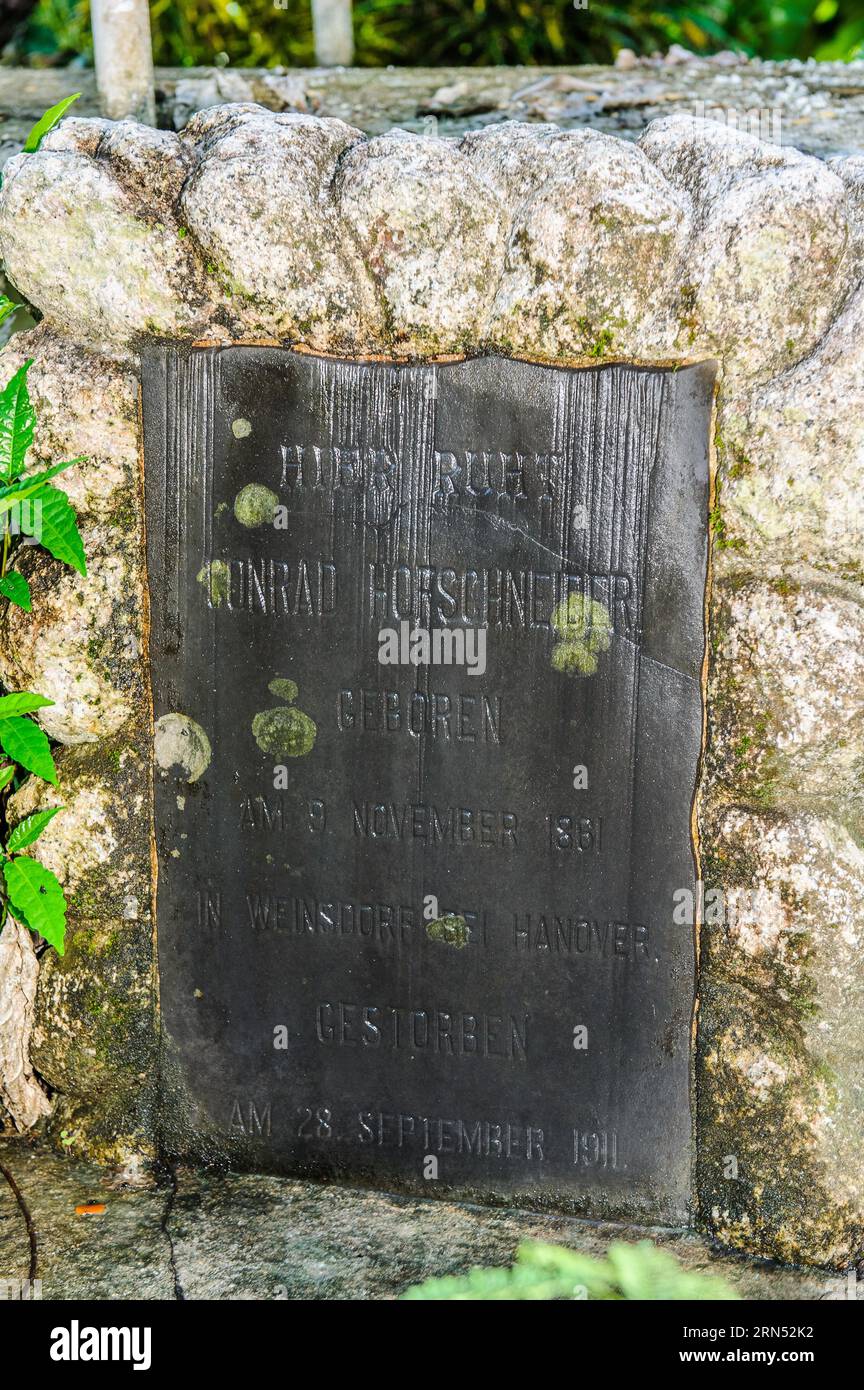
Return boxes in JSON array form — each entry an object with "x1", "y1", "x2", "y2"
[{"x1": 142, "y1": 347, "x2": 713, "y2": 1221}]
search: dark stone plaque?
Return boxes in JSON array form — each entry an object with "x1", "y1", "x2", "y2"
[{"x1": 142, "y1": 348, "x2": 713, "y2": 1222}]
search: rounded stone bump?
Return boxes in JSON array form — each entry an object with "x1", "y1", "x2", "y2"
[
  {"x1": 639, "y1": 114, "x2": 850, "y2": 374},
  {"x1": 486, "y1": 130, "x2": 689, "y2": 360},
  {"x1": 686, "y1": 162, "x2": 849, "y2": 375},
  {"x1": 0, "y1": 148, "x2": 210, "y2": 350},
  {"x1": 39, "y1": 116, "x2": 114, "y2": 159},
  {"x1": 335, "y1": 131, "x2": 507, "y2": 353},
  {"x1": 179, "y1": 109, "x2": 382, "y2": 350},
  {"x1": 639, "y1": 113, "x2": 797, "y2": 201},
  {"x1": 97, "y1": 122, "x2": 193, "y2": 206},
  {"x1": 460, "y1": 121, "x2": 575, "y2": 208}
]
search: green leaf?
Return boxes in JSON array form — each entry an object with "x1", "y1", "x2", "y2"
[
  {"x1": 0, "y1": 457, "x2": 82, "y2": 515},
  {"x1": 23, "y1": 93, "x2": 82, "y2": 154},
  {"x1": 0, "y1": 571, "x2": 31, "y2": 611},
  {"x1": 0, "y1": 765, "x2": 15, "y2": 792},
  {"x1": 0, "y1": 360, "x2": 34, "y2": 481},
  {"x1": 17, "y1": 483, "x2": 86, "y2": 575},
  {"x1": 0, "y1": 693, "x2": 53, "y2": 718},
  {"x1": 0, "y1": 715, "x2": 57, "y2": 784},
  {"x1": 0, "y1": 297, "x2": 18, "y2": 329},
  {"x1": 7, "y1": 807, "x2": 62, "y2": 852},
  {"x1": 2, "y1": 855, "x2": 66, "y2": 954}
]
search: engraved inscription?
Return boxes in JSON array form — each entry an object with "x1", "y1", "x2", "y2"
[{"x1": 144, "y1": 349, "x2": 712, "y2": 1220}]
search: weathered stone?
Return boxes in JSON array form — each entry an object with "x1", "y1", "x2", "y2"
[
  {"x1": 0, "y1": 527, "x2": 145, "y2": 745},
  {"x1": 460, "y1": 121, "x2": 570, "y2": 206},
  {"x1": 336, "y1": 131, "x2": 505, "y2": 353},
  {"x1": 640, "y1": 116, "x2": 850, "y2": 380},
  {"x1": 0, "y1": 325, "x2": 139, "y2": 521},
  {"x1": 37, "y1": 115, "x2": 113, "y2": 158},
  {"x1": 719, "y1": 287, "x2": 864, "y2": 576},
  {"x1": 94, "y1": 121, "x2": 193, "y2": 207},
  {"x1": 0, "y1": 103, "x2": 855, "y2": 376},
  {"x1": 0, "y1": 146, "x2": 210, "y2": 354},
  {"x1": 698, "y1": 807, "x2": 864, "y2": 1268},
  {"x1": 0, "y1": 96, "x2": 859, "y2": 1274},
  {"x1": 708, "y1": 579, "x2": 864, "y2": 843},
  {"x1": 472, "y1": 126, "x2": 688, "y2": 359},
  {"x1": 8, "y1": 742, "x2": 151, "y2": 922},
  {"x1": 29, "y1": 919, "x2": 155, "y2": 1166},
  {"x1": 179, "y1": 111, "x2": 383, "y2": 351},
  {"x1": 0, "y1": 1137, "x2": 847, "y2": 1302}
]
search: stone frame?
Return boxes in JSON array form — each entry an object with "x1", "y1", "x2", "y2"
[{"x1": 0, "y1": 104, "x2": 860, "y2": 1268}]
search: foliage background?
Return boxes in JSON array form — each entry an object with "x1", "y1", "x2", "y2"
[{"x1": 4, "y1": 0, "x2": 864, "y2": 69}]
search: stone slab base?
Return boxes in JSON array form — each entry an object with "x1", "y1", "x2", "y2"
[{"x1": 0, "y1": 1141, "x2": 850, "y2": 1301}]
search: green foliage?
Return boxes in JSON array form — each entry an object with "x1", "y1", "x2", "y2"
[
  {"x1": 0, "y1": 360, "x2": 35, "y2": 480},
  {"x1": 10, "y1": 0, "x2": 864, "y2": 68},
  {"x1": 20, "y1": 482, "x2": 87, "y2": 574},
  {"x1": 2, "y1": 855, "x2": 66, "y2": 955},
  {"x1": 7, "y1": 806, "x2": 63, "y2": 852},
  {"x1": 23, "y1": 91, "x2": 81, "y2": 152},
  {"x1": 0, "y1": 353, "x2": 87, "y2": 959},
  {"x1": 10, "y1": 0, "x2": 92, "y2": 66},
  {"x1": 0, "y1": 571, "x2": 31, "y2": 610},
  {"x1": 0, "y1": 715, "x2": 57, "y2": 784},
  {"x1": 0, "y1": 693, "x2": 54, "y2": 717},
  {"x1": 0, "y1": 457, "x2": 83, "y2": 517},
  {"x1": 401, "y1": 1239, "x2": 740, "y2": 1301},
  {"x1": 0, "y1": 284, "x2": 37, "y2": 353}
]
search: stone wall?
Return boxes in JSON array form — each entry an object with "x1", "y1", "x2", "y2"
[{"x1": 0, "y1": 99, "x2": 861, "y2": 1266}]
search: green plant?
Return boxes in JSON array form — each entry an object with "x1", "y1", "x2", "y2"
[
  {"x1": 11, "y1": 0, "x2": 864, "y2": 69},
  {"x1": 0, "y1": 358, "x2": 87, "y2": 957},
  {"x1": 400, "y1": 1238, "x2": 740, "y2": 1300},
  {"x1": 22, "y1": 91, "x2": 81, "y2": 152},
  {"x1": 0, "y1": 98, "x2": 91, "y2": 959}
]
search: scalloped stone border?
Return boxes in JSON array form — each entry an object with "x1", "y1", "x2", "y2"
[{"x1": 0, "y1": 106, "x2": 861, "y2": 1268}]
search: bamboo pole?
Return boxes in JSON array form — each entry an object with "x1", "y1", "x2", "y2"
[{"x1": 91, "y1": 0, "x2": 156, "y2": 124}]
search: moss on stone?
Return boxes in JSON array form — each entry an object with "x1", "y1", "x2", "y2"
[
  {"x1": 234, "y1": 483, "x2": 278, "y2": 528},
  {"x1": 425, "y1": 913, "x2": 469, "y2": 948},
  {"x1": 267, "y1": 677, "x2": 299, "y2": 703},
  {"x1": 251, "y1": 704, "x2": 316, "y2": 758},
  {"x1": 196, "y1": 559, "x2": 230, "y2": 606}
]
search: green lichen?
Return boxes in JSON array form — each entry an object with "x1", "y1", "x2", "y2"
[
  {"x1": 268, "y1": 678, "x2": 299, "y2": 703},
  {"x1": 234, "y1": 483, "x2": 278, "y2": 528},
  {"x1": 551, "y1": 595, "x2": 612, "y2": 676},
  {"x1": 196, "y1": 559, "x2": 231, "y2": 606},
  {"x1": 425, "y1": 913, "x2": 470, "y2": 949},
  {"x1": 252, "y1": 705, "x2": 316, "y2": 758}
]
